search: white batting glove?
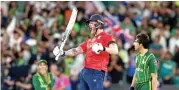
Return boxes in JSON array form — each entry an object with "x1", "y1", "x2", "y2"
[
  {"x1": 92, "y1": 43, "x2": 105, "y2": 54},
  {"x1": 53, "y1": 46, "x2": 65, "y2": 60},
  {"x1": 53, "y1": 46, "x2": 60, "y2": 56}
]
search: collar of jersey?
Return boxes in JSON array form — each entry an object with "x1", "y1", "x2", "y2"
[
  {"x1": 139, "y1": 50, "x2": 149, "y2": 56},
  {"x1": 95, "y1": 31, "x2": 105, "y2": 37}
]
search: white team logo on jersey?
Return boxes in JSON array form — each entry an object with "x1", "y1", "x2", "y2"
[{"x1": 98, "y1": 36, "x2": 101, "y2": 39}]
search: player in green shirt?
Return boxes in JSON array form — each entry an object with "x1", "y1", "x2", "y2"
[
  {"x1": 32, "y1": 60, "x2": 55, "y2": 90},
  {"x1": 130, "y1": 33, "x2": 158, "y2": 90}
]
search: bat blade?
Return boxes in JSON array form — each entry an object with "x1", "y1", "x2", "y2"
[{"x1": 59, "y1": 8, "x2": 78, "y2": 51}]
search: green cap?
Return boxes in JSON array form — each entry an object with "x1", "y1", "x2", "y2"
[{"x1": 38, "y1": 60, "x2": 47, "y2": 65}]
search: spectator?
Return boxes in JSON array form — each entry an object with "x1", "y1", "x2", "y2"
[
  {"x1": 173, "y1": 46, "x2": 179, "y2": 67},
  {"x1": 50, "y1": 64, "x2": 59, "y2": 81},
  {"x1": 50, "y1": 20, "x2": 60, "y2": 34},
  {"x1": 64, "y1": 56, "x2": 74, "y2": 76},
  {"x1": 159, "y1": 51, "x2": 176, "y2": 84},
  {"x1": 121, "y1": 16, "x2": 136, "y2": 36},
  {"x1": 172, "y1": 68, "x2": 179, "y2": 86},
  {"x1": 1, "y1": 2, "x2": 9, "y2": 28},
  {"x1": 150, "y1": 35, "x2": 164, "y2": 61},
  {"x1": 137, "y1": 18, "x2": 152, "y2": 35},
  {"x1": 25, "y1": 30, "x2": 37, "y2": 54},
  {"x1": 108, "y1": 55, "x2": 124, "y2": 84},
  {"x1": 9, "y1": 29, "x2": 24, "y2": 52},
  {"x1": 15, "y1": 73, "x2": 32, "y2": 90},
  {"x1": 29, "y1": 41, "x2": 49, "y2": 65},
  {"x1": 70, "y1": 68, "x2": 80, "y2": 90},
  {"x1": 8, "y1": 1, "x2": 17, "y2": 19},
  {"x1": 126, "y1": 46, "x2": 136, "y2": 84},
  {"x1": 3, "y1": 75, "x2": 16, "y2": 90},
  {"x1": 32, "y1": 60, "x2": 55, "y2": 90},
  {"x1": 151, "y1": 21, "x2": 167, "y2": 52},
  {"x1": 169, "y1": 28, "x2": 179, "y2": 55},
  {"x1": 20, "y1": 42, "x2": 31, "y2": 65},
  {"x1": 69, "y1": 30, "x2": 78, "y2": 48},
  {"x1": 55, "y1": 67, "x2": 71, "y2": 90},
  {"x1": 103, "y1": 74, "x2": 112, "y2": 90},
  {"x1": 14, "y1": 50, "x2": 25, "y2": 66},
  {"x1": 3, "y1": 65, "x2": 30, "y2": 90},
  {"x1": 117, "y1": 39, "x2": 129, "y2": 68}
]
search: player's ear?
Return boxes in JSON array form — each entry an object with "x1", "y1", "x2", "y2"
[
  {"x1": 138, "y1": 43, "x2": 141, "y2": 47},
  {"x1": 140, "y1": 43, "x2": 143, "y2": 48}
]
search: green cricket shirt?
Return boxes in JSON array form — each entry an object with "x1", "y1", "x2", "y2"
[
  {"x1": 32, "y1": 72, "x2": 55, "y2": 90},
  {"x1": 135, "y1": 50, "x2": 158, "y2": 83}
]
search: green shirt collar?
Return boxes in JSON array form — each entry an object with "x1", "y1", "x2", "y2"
[{"x1": 139, "y1": 49, "x2": 150, "y2": 56}]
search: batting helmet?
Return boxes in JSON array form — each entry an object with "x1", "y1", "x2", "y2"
[
  {"x1": 87, "y1": 14, "x2": 104, "y2": 24},
  {"x1": 86, "y1": 14, "x2": 104, "y2": 29}
]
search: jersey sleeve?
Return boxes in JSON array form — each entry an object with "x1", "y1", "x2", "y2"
[
  {"x1": 148, "y1": 55, "x2": 158, "y2": 73},
  {"x1": 80, "y1": 41, "x2": 88, "y2": 52},
  {"x1": 32, "y1": 74, "x2": 41, "y2": 90},
  {"x1": 106, "y1": 35, "x2": 115, "y2": 46}
]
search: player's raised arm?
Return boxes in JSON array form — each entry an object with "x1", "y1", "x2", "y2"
[
  {"x1": 53, "y1": 40, "x2": 87, "y2": 60},
  {"x1": 65, "y1": 46, "x2": 83, "y2": 56},
  {"x1": 53, "y1": 46, "x2": 83, "y2": 57}
]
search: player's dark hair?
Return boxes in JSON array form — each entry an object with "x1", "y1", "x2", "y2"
[{"x1": 136, "y1": 33, "x2": 150, "y2": 49}]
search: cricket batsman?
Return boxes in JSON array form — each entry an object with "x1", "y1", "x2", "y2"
[
  {"x1": 130, "y1": 33, "x2": 158, "y2": 90},
  {"x1": 53, "y1": 14, "x2": 118, "y2": 90}
]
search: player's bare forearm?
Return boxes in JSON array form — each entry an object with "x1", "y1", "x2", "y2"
[
  {"x1": 65, "y1": 46, "x2": 83, "y2": 56},
  {"x1": 151, "y1": 73, "x2": 158, "y2": 90},
  {"x1": 105, "y1": 43, "x2": 118, "y2": 54},
  {"x1": 131, "y1": 73, "x2": 136, "y2": 87}
]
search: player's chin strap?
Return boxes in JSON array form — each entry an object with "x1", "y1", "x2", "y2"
[
  {"x1": 94, "y1": 22, "x2": 101, "y2": 36},
  {"x1": 89, "y1": 25, "x2": 98, "y2": 36},
  {"x1": 94, "y1": 27, "x2": 98, "y2": 36}
]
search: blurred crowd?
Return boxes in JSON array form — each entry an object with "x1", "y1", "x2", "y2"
[{"x1": 1, "y1": 1, "x2": 179, "y2": 90}]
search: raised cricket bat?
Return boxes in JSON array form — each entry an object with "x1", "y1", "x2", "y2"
[{"x1": 55, "y1": 8, "x2": 78, "y2": 60}]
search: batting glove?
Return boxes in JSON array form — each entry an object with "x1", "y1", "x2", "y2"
[
  {"x1": 53, "y1": 46, "x2": 65, "y2": 60},
  {"x1": 92, "y1": 43, "x2": 105, "y2": 54}
]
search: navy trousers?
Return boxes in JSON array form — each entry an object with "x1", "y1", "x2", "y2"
[{"x1": 79, "y1": 68, "x2": 105, "y2": 90}]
